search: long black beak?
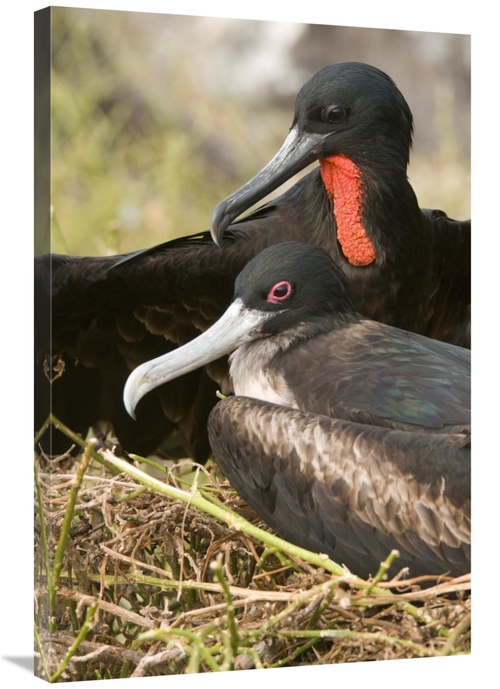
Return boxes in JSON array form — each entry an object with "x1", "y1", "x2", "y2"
[
  {"x1": 123, "y1": 300, "x2": 274, "y2": 419},
  {"x1": 210, "y1": 127, "x2": 326, "y2": 245}
]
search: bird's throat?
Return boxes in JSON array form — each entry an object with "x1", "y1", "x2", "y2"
[{"x1": 319, "y1": 154, "x2": 376, "y2": 267}]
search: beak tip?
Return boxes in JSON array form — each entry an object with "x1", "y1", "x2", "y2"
[
  {"x1": 123, "y1": 370, "x2": 143, "y2": 420},
  {"x1": 124, "y1": 397, "x2": 137, "y2": 421},
  {"x1": 210, "y1": 226, "x2": 221, "y2": 247},
  {"x1": 210, "y1": 202, "x2": 232, "y2": 246}
]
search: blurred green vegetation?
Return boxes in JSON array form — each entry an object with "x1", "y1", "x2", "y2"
[
  {"x1": 51, "y1": 8, "x2": 470, "y2": 257},
  {"x1": 51, "y1": 9, "x2": 287, "y2": 255}
]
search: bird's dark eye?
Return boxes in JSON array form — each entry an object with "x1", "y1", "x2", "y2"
[
  {"x1": 267, "y1": 281, "x2": 293, "y2": 304},
  {"x1": 321, "y1": 105, "x2": 347, "y2": 124}
]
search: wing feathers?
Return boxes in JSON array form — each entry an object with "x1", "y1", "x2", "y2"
[{"x1": 208, "y1": 396, "x2": 470, "y2": 579}]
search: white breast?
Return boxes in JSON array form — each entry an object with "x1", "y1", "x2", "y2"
[{"x1": 229, "y1": 339, "x2": 298, "y2": 408}]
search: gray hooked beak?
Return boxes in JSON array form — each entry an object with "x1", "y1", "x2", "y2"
[
  {"x1": 123, "y1": 299, "x2": 273, "y2": 419},
  {"x1": 210, "y1": 126, "x2": 326, "y2": 245}
]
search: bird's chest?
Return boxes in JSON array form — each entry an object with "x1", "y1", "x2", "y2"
[{"x1": 229, "y1": 340, "x2": 298, "y2": 408}]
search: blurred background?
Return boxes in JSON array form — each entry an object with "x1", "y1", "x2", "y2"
[{"x1": 49, "y1": 7, "x2": 470, "y2": 257}]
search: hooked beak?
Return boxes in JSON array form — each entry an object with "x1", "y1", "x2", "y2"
[
  {"x1": 210, "y1": 127, "x2": 326, "y2": 245},
  {"x1": 123, "y1": 299, "x2": 273, "y2": 419}
]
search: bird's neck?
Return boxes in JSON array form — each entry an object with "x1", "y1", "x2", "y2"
[
  {"x1": 319, "y1": 155, "x2": 375, "y2": 267},
  {"x1": 319, "y1": 154, "x2": 418, "y2": 266},
  {"x1": 228, "y1": 314, "x2": 361, "y2": 406},
  {"x1": 229, "y1": 335, "x2": 300, "y2": 408}
]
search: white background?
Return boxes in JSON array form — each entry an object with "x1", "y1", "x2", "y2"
[{"x1": 1, "y1": 1, "x2": 491, "y2": 687}]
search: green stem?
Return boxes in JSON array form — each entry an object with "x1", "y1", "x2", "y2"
[
  {"x1": 99, "y1": 454, "x2": 440, "y2": 628},
  {"x1": 34, "y1": 415, "x2": 51, "y2": 447},
  {"x1": 198, "y1": 486, "x2": 236, "y2": 508},
  {"x1": 67, "y1": 600, "x2": 80, "y2": 634},
  {"x1": 365, "y1": 549, "x2": 400, "y2": 594},
  {"x1": 307, "y1": 591, "x2": 332, "y2": 629},
  {"x1": 83, "y1": 571, "x2": 288, "y2": 597},
  {"x1": 131, "y1": 455, "x2": 168, "y2": 474},
  {"x1": 235, "y1": 646, "x2": 265, "y2": 670},
  {"x1": 270, "y1": 638, "x2": 320, "y2": 668},
  {"x1": 211, "y1": 554, "x2": 239, "y2": 669},
  {"x1": 34, "y1": 622, "x2": 51, "y2": 680},
  {"x1": 49, "y1": 602, "x2": 99, "y2": 682},
  {"x1": 259, "y1": 547, "x2": 300, "y2": 572},
  {"x1": 279, "y1": 629, "x2": 433, "y2": 657},
  {"x1": 34, "y1": 459, "x2": 51, "y2": 592},
  {"x1": 112, "y1": 486, "x2": 147, "y2": 501},
  {"x1": 36, "y1": 414, "x2": 120, "y2": 475},
  {"x1": 50, "y1": 445, "x2": 92, "y2": 615},
  {"x1": 186, "y1": 640, "x2": 201, "y2": 674},
  {"x1": 439, "y1": 614, "x2": 471, "y2": 655},
  {"x1": 139, "y1": 627, "x2": 221, "y2": 672},
  {"x1": 104, "y1": 455, "x2": 348, "y2": 575},
  {"x1": 246, "y1": 577, "x2": 340, "y2": 643}
]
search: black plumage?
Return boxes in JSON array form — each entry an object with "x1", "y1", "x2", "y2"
[
  {"x1": 35, "y1": 62, "x2": 470, "y2": 459},
  {"x1": 124, "y1": 242, "x2": 470, "y2": 580},
  {"x1": 211, "y1": 63, "x2": 470, "y2": 345}
]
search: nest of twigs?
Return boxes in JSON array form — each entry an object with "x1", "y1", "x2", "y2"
[{"x1": 34, "y1": 419, "x2": 470, "y2": 682}]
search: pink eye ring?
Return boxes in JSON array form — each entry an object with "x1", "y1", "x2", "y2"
[{"x1": 267, "y1": 281, "x2": 293, "y2": 303}]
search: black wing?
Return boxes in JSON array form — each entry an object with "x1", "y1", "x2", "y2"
[
  {"x1": 35, "y1": 210, "x2": 300, "y2": 458},
  {"x1": 208, "y1": 397, "x2": 470, "y2": 580},
  {"x1": 423, "y1": 209, "x2": 471, "y2": 348},
  {"x1": 34, "y1": 182, "x2": 470, "y2": 458},
  {"x1": 278, "y1": 319, "x2": 470, "y2": 433}
]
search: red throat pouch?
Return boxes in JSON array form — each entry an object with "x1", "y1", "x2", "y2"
[{"x1": 319, "y1": 154, "x2": 376, "y2": 267}]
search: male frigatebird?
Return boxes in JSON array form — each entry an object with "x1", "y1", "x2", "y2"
[
  {"x1": 35, "y1": 62, "x2": 470, "y2": 460},
  {"x1": 124, "y1": 242, "x2": 470, "y2": 581},
  {"x1": 211, "y1": 62, "x2": 470, "y2": 346}
]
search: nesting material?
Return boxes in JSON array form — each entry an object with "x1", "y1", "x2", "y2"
[{"x1": 34, "y1": 443, "x2": 470, "y2": 681}]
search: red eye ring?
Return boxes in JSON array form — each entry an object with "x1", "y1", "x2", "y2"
[{"x1": 267, "y1": 281, "x2": 293, "y2": 304}]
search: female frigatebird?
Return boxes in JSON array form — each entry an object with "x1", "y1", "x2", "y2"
[
  {"x1": 36, "y1": 62, "x2": 470, "y2": 459},
  {"x1": 124, "y1": 242, "x2": 470, "y2": 580}
]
